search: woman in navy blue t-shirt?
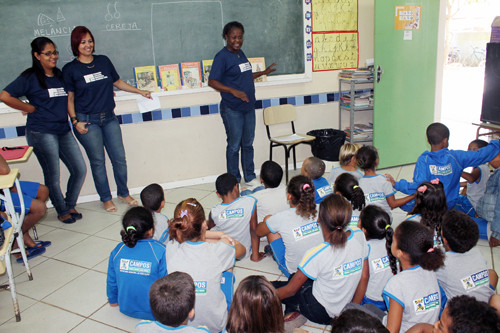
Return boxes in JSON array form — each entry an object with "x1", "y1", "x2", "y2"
[
  {"x1": 63, "y1": 26, "x2": 151, "y2": 213},
  {"x1": 0, "y1": 37, "x2": 86, "y2": 224}
]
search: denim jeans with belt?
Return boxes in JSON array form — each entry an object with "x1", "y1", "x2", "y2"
[
  {"x1": 26, "y1": 129, "x2": 86, "y2": 216},
  {"x1": 73, "y1": 111, "x2": 129, "y2": 202},
  {"x1": 220, "y1": 101, "x2": 256, "y2": 183}
]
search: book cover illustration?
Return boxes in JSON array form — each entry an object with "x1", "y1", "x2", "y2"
[
  {"x1": 248, "y1": 57, "x2": 266, "y2": 82},
  {"x1": 134, "y1": 65, "x2": 159, "y2": 92},
  {"x1": 202, "y1": 59, "x2": 213, "y2": 86},
  {"x1": 158, "y1": 64, "x2": 182, "y2": 91},
  {"x1": 180, "y1": 62, "x2": 202, "y2": 88}
]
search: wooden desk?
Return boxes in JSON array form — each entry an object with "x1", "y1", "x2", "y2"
[
  {"x1": 3, "y1": 146, "x2": 33, "y2": 164},
  {"x1": 0, "y1": 169, "x2": 18, "y2": 189},
  {"x1": 474, "y1": 122, "x2": 500, "y2": 139}
]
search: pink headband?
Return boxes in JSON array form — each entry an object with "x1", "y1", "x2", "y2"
[
  {"x1": 427, "y1": 248, "x2": 434, "y2": 253},
  {"x1": 430, "y1": 178, "x2": 439, "y2": 185},
  {"x1": 302, "y1": 184, "x2": 310, "y2": 190},
  {"x1": 418, "y1": 185, "x2": 427, "y2": 193}
]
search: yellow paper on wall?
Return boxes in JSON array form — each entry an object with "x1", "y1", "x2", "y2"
[{"x1": 313, "y1": 33, "x2": 358, "y2": 71}]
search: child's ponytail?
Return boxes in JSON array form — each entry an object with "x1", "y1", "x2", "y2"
[
  {"x1": 360, "y1": 205, "x2": 398, "y2": 274},
  {"x1": 394, "y1": 221, "x2": 444, "y2": 271},
  {"x1": 121, "y1": 207, "x2": 154, "y2": 248},
  {"x1": 334, "y1": 173, "x2": 366, "y2": 211},
  {"x1": 287, "y1": 175, "x2": 317, "y2": 219},
  {"x1": 410, "y1": 180, "x2": 447, "y2": 241},
  {"x1": 168, "y1": 198, "x2": 205, "y2": 243},
  {"x1": 318, "y1": 194, "x2": 352, "y2": 248}
]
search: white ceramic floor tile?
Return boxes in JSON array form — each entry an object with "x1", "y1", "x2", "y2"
[
  {"x1": 90, "y1": 303, "x2": 141, "y2": 332},
  {"x1": 303, "y1": 320, "x2": 327, "y2": 330},
  {"x1": 14, "y1": 259, "x2": 87, "y2": 300},
  {"x1": 44, "y1": 270, "x2": 107, "y2": 317},
  {"x1": 164, "y1": 187, "x2": 214, "y2": 205},
  {"x1": 38, "y1": 228, "x2": 90, "y2": 258},
  {"x1": 42, "y1": 207, "x2": 121, "y2": 235},
  {"x1": 185, "y1": 182, "x2": 217, "y2": 191},
  {"x1": 199, "y1": 192, "x2": 222, "y2": 211},
  {"x1": 69, "y1": 318, "x2": 127, "y2": 333},
  {"x1": 93, "y1": 257, "x2": 110, "y2": 274},
  {"x1": 396, "y1": 164, "x2": 416, "y2": 182},
  {"x1": 0, "y1": 292, "x2": 37, "y2": 325},
  {"x1": 95, "y1": 221, "x2": 125, "y2": 242},
  {"x1": 0, "y1": 301, "x2": 84, "y2": 333},
  {"x1": 53, "y1": 236, "x2": 118, "y2": 269},
  {"x1": 477, "y1": 245, "x2": 494, "y2": 270},
  {"x1": 0, "y1": 251, "x2": 49, "y2": 285},
  {"x1": 235, "y1": 254, "x2": 283, "y2": 275}
]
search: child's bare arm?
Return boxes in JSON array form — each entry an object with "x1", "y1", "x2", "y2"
[
  {"x1": 351, "y1": 259, "x2": 369, "y2": 304},
  {"x1": 249, "y1": 208, "x2": 265, "y2": 262},
  {"x1": 461, "y1": 167, "x2": 481, "y2": 184},
  {"x1": 386, "y1": 298, "x2": 403, "y2": 333},
  {"x1": 385, "y1": 174, "x2": 396, "y2": 186},
  {"x1": 0, "y1": 154, "x2": 10, "y2": 175},
  {"x1": 406, "y1": 323, "x2": 435, "y2": 333},
  {"x1": 277, "y1": 269, "x2": 309, "y2": 300},
  {"x1": 218, "y1": 233, "x2": 246, "y2": 259},
  {"x1": 256, "y1": 215, "x2": 272, "y2": 237},
  {"x1": 386, "y1": 193, "x2": 415, "y2": 209},
  {"x1": 207, "y1": 212, "x2": 215, "y2": 229}
]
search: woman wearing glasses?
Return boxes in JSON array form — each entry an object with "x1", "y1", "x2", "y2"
[
  {"x1": 63, "y1": 26, "x2": 151, "y2": 213},
  {"x1": 0, "y1": 37, "x2": 86, "y2": 224}
]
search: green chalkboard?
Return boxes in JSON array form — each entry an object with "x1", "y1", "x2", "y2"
[{"x1": 0, "y1": 0, "x2": 304, "y2": 90}]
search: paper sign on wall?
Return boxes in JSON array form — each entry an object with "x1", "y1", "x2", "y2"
[{"x1": 395, "y1": 5, "x2": 421, "y2": 30}]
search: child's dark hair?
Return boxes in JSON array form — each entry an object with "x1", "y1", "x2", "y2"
[
  {"x1": 330, "y1": 309, "x2": 389, "y2": 333},
  {"x1": 426, "y1": 122, "x2": 450, "y2": 145},
  {"x1": 410, "y1": 180, "x2": 447, "y2": 242},
  {"x1": 216, "y1": 173, "x2": 238, "y2": 196},
  {"x1": 303, "y1": 157, "x2": 325, "y2": 179},
  {"x1": 120, "y1": 207, "x2": 154, "y2": 248},
  {"x1": 149, "y1": 272, "x2": 195, "y2": 327},
  {"x1": 287, "y1": 175, "x2": 317, "y2": 219},
  {"x1": 447, "y1": 295, "x2": 500, "y2": 333},
  {"x1": 140, "y1": 183, "x2": 165, "y2": 212},
  {"x1": 394, "y1": 221, "x2": 444, "y2": 271},
  {"x1": 356, "y1": 145, "x2": 379, "y2": 170},
  {"x1": 334, "y1": 173, "x2": 365, "y2": 212},
  {"x1": 22, "y1": 37, "x2": 63, "y2": 89},
  {"x1": 169, "y1": 198, "x2": 205, "y2": 243},
  {"x1": 260, "y1": 161, "x2": 283, "y2": 188},
  {"x1": 226, "y1": 275, "x2": 284, "y2": 333},
  {"x1": 470, "y1": 139, "x2": 488, "y2": 149},
  {"x1": 318, "y1": 194, "x2": 352, "y2": 248},
  {"x1": 222, "y1": 21, "x2": 244, "y2": 39},
  {"x1": 360, "y1": 205, "x2": 397, "y2": 274},
  {"x1": 442, "y1": 210, "x2": 478, "y2": 253}
]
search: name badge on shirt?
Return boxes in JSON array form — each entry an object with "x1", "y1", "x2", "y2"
[
  {"x1": 48, "y1": 88, "x2": 68, "y2": 97},
  {"x1": 83, "y1": 72, "x2": 108, "y2": 83},
  {"x1": 239, "y1": 62, "x2": 252, "y2": 73}
]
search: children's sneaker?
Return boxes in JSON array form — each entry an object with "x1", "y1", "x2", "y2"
[{"x1": 245, "y1": 178, "x2": 261, "y2": 190}]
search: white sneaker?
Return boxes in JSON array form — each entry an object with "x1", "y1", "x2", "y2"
[{"x1": 245, "y1": 178, "x2": 262, "y2": 191}]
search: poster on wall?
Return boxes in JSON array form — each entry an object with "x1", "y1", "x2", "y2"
[
  {"x1": 394, "y1": 5, "x2": 421, "y2": 30},
  {"x1": 311, "y1": 0, "x2": 359, "y2": 71}
]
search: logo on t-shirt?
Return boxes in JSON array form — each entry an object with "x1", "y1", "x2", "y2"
[
  {"x1": 219, "y1": 208, "x2": 244, "y2": 219},
  {"x1": 48, "y1": 87, "x2": 67, "y2": 97},
  {"x1": 349, "y1": 216, "x2": 359, "y2": 228},
  {"x1": 239, "y1": 62, "x2": 252, "y2": 72},
  {"x1": 413, "y1": 292, "x2": 439, "y2": 314},
  {"x1": 293, "y1": 222, "x2": 320, "y2": 240},
  {"x1": 194, "y1": 280, "x2": 207, "y2": 295},
  {"x1": 461, "y1": 269, "x2": 489, "y2": 291},
  {"x1": 371, "y1": 256, "x2": 390, "y2": 272},
  {"x1": 333, "y1": 258, "x2": 362, "y2": 279},
  {"x1": 429, "y1": 164, "x2": 452, "y2": 176},
  {"x1": 366, "y1": 192, "x2": 385, "y2": 202},
  {"x1": 317, "y1": 185, "x2": 333, "y2": 198},
  {"x1": 119, "y1": 259, "x2": 152, "y2": 275},
  {"x1": 83, "y1": 72, "x2": 108, "y2": 83}
]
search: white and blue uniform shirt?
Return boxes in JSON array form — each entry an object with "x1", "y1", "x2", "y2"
[
  {"x1": 359, "y1": 175, "x2": 396, "y2": 217},
  {"x1": 467, "y1": 163, "x2": 491, "y2": 210},
  {"x1": 349, "y1": 208, "x2": 361, "y2": 229},
  {"x1": 266, "y1": 208, "x2": 324, "y2": 274},
  {"x1": 107, "y1": 239, "x2": 167, "y2": 320},
  {"x1": 298, "y1": 229, "x2": 368, "y2": 317},
  {"x1": 62, "y1": 55, "x2": 120, "y2": 114},
  {"x1": 153, "y1": 211, "x2": 169, "y2": 243},
  {"x1": 383, "y1": 266, "x2": 441, "y2": 333},
  {"x1": 312, "y1": 177, "x2": 333, "y2": 204},
  {"x1": 436, "y1": 248, "x2": 494, "y2": 303},
  {"x1": 135, "y1": 321, "x2": 209, "y2": 333},
  {"x1": 252, "y1": 185, "x2": 288, "y2": 222},
  {"x1": 327, "y1": 166, "x2": 363, "y2": 186},
  {"x1": 4, "y1": 72, "x2": 69, "y2": 134},
  {"x1": 365, "y1": 238, "x2": 393, "y2": 301},
  {"x1": 165, "y1": 240, "x2": 235, "y2": 333},
  {"x1": 211, "y1": 196, "x2": 257, "y2": 258}
]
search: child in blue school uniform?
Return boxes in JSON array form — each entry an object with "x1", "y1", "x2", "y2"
[
  {"x1": 134, "y1": 272, "x2": 209, "y2": 333},
  {"x1": 388, "y1": 122, "x2": 500, "y2": 211},
  {"x1": 256, "y1": 175, "x2": 324, "y2": 277},
  {"x1": 334, "y1": 173, "x2": 366, "y2": 229},
  {"x1": 107, "y1": 207, "x2": 167, "y2": 320},
  {"x1": 383, "y1": 221, "x2": 445, "y2": 333},
  {"x1": 140, "y1": 183, "x2": 169, "y2": 243},
  {"x1": 301, "y1": 156, "x2": 333, "y2": 204},
  {"x1": 356, "y1": 145, "x2": 415, "y2": 219},
  {"x1": 358, "y1": 205, "x2": 397, "y2": 312}
]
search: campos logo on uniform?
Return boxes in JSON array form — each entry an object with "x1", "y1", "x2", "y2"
[
  {"x1": 317, "y1": 185, "x2": 333, "y2": 198},
  {"x1": 366, "y1": 192, "x2": 385, "y2": 202},
  {"x1": 371, "y1": 256, "x2": 390, "y2": 272},
  {"x1": 195, "y1": 281, "x2": 208, "y2": 295},
  {"x1": 119, "y1": 259, "x2": 152, "y2": 275},
  {"x1": 413, "y1": 292, "x2": 439, "y2": 314},
  {"x1": 333, "y1": 258, "x2": 362, "y2": 278},
  {"x1": 429, "y1": 164, "x2": 452, "y2": 176},
  {"x1": 293, "y1": 222, "x2": 320, "y2": 240},
  {"x1": 219, "y1": 208, "x2": 244, "y2": 219},
  {"x1": 461, "y1": 269, "x2": 489, "y2": 291}
]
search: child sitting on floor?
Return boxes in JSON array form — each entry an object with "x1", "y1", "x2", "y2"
[
  {"x1": 327, "y1": 142, "x2": 363, "y2": 186},
  {"x1": 334, "y1": 173, "x2": 366, "y2": 229},
  {"x1": 208, "y1": 173, "x2": 264, "y2": 262},
  {"x1": 134, "y1": 272, "x2": 209, "y2": 332},
  {"x1": 140, "y1": 183, "x2": 169, "y2": 242},
  {"x1": 301, "y1": 156, "x2": 333, "y2": 204},
  {"x1": 251, "y1": 161, "x2": 288, "y2": 223}
]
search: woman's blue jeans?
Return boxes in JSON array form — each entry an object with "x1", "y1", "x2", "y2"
[
  {"x1": 26, "y1": 129, "x2": 86, "y2": 216},
  {"x1": 220, "y1": 102, "x2": 256, "y2": 183},
  {"x1": 73, "y1": 112, "x2": 129, "y2": 202}
]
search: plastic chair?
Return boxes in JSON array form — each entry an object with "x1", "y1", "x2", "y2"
[{"x1": 263, "y1": 104, "x2": 316, "y2": 182}]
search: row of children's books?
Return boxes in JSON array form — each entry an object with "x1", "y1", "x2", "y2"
[{"x1": 134, "y1": 57, "x2": 268, "y2": 92}]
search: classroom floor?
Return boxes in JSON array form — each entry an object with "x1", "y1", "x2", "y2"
[{"x1": 0, "y1": 164, "x2": 498, "y2": 333}]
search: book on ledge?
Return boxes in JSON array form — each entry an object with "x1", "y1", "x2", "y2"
[
  {"x1": 180, "y1": 62, "x2": 202, "y2": 88},
  {"x1": 134, "y1": 66, "x2": 159, "y2": 92},
  {"x1": 158, "y1": 64, "x2": 181, "y2": 91}
]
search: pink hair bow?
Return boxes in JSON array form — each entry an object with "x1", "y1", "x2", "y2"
[
  {"x1": 430, "y1": 178, "x2": 440, "y2": 185},
  {"x1": 418, "y1": 185, "x2": 427, "y2": 193}
]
